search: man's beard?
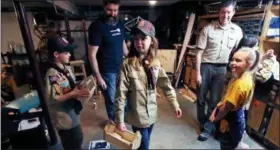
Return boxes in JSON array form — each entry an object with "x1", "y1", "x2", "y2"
[{"x1": 105, "y1": 15, "x2": 118, "y2": 25}]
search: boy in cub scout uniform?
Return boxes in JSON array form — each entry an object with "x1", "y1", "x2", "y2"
[{"x1": 44, "y1": 35, "x2": 90, "y2": 149}]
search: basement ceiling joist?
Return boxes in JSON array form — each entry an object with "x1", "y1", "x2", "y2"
[{"x1": 73, "y1": 0, "x2": 181, "y2": 6}]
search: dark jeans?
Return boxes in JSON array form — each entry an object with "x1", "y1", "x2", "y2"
[
  {"x1": 132, "y1": 124, "x2": 154, "y2": 150},
  {"x1": 58, "y1": 125, "x2": 83, "y2": 150},
  {"x1": 196, "y1": 63, "x2": 226, "y2": 131},
  {"x1": 220, "y1": 109, "x2": 245, "y2": 149},
  {"x1": 101, "y1": 73, "x2": 118, "y2": 121}
]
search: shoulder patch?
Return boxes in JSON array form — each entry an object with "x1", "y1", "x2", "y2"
[{"x1": 49, "y1": 75, "x2": 59, "y2": 84}]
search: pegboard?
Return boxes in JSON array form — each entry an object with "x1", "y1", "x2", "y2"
[{"x1": 232, "y1": 13, "x2": 264, "y2": 37}]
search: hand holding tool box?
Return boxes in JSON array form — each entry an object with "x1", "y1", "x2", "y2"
[
  {"x1": 104, "y1": 123, "x2": 142, "y2": 149},
  {"x1": 76, "y1": 75, "x2": 96, "y2": 104}
]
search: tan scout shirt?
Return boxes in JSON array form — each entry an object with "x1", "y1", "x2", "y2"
[
  {"x1": 115, "y1": 58, "x2": 180, "y2": 128},
  {"x1": 44, "y1": 63, "x2": 80, "y2": 130},
  {"x1": 196, "y1": 21, "x2": 243, "y2": 64}
]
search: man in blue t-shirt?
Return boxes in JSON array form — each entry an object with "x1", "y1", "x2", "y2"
[{"x1": 88, "y1": 0, "x2": 128, "y2": 123}]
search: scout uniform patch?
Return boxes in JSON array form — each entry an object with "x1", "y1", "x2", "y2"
[{"x1": 49, "y1": 73, "x2": 72, "y2": 96}]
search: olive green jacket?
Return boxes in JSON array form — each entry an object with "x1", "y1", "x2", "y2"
[{"x1": 115, "y1": 58, "x2": 180, "y2": 128}]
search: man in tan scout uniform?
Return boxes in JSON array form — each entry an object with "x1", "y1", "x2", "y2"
[
  {"x1": 44, "y1": 35, "x2": 89, "y2": 149},
  {"x1": 196, "y1": 0, "x2": 243, "y2": 141}
]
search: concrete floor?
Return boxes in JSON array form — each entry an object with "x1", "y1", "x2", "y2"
[{"x1": 80, "y1": 91, "x2": 264, "y2": 149}]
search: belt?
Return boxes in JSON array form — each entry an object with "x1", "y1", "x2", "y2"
[{"x1": 202, "y1": 63, "x2": 228, "y2": 67}]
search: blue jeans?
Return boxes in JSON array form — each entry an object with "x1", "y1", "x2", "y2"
[
  {"x1": 220, "y1": 109, "x2": 245, "y2": 149},
  {"x1": 132, "y1": 124, "x2": 154, "y2": 150},
  {"x1": 196, "y1": 64, "x2": 226, "y2": 130},
  {"x1": 101, "y1": 73, "x2": 118, "y2": 121}
]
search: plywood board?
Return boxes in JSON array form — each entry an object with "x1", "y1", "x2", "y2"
[
  {"x1": 184, "y1": 66, "x2": 197, "y2": 90},
  {"x1": 190, "y1": 70, "x2": 197, "y2": 90},
  {"x1": 247, "y1": 99, "x2": 267, "y2": 131},
  {"x1": 265, "y1": 109, "x2": 280, "y2": 147},
  {"x1": 158, "y1": 49, "x2": 177, "y2": 73},
  {"x1": 174, "y1": 13, "x2": 196, "y2": 87},
  {"x1": 276, "y1": 95, "x2": 280, "y2": 105},
  {"x1": 185, "y1": 66, "x2": 192, "y2": 86}
]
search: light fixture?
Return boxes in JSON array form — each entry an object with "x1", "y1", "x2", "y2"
[
  {"x1": 124, "y1": 14, "x2": 129, "y2": 21},
  {"x1": 149, "y1": 0, "x2": 157, "y2": 6},
  {"x1": 33, "y1": 18, "x2": 37, "y2": 26}
]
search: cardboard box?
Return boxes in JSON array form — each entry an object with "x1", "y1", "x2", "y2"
[{"x1": 104, "y1": 124, "x2": 141, "y2": 149}]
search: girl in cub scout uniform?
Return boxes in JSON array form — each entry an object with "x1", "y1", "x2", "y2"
[
  {"x1": 44, "y1": 35, "x2": 90, "y2": 149},
  {"x1": 114, "y1": 19, "x2": 182, "y2": 150},
  {"x1": 209, "y1": 47, "x2": 260, "y2": 149}
]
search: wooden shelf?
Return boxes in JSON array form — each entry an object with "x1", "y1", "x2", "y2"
[
  {"x1": 199, "y1": 7, "x2": 265, "y2": 19},
  {"x1": 264, "y1": 37, "x2": 280, "y2": 43},
  {"x1": 74, "y1": 73, "x2": 85, "y2": 76},
  {"x1": 235, "y1": 7, "x2": 265, "y2": 15},
  {"x1": 232, "y1": 13, "x2": 264, "y2": 20}
]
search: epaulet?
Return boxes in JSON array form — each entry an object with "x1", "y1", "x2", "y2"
[
  {"x1": 46, "y1": 68, "x2": 58, "y2": 76},
  {"x1": 230, "y1": 22, "x2": 242, "y2": 31}
]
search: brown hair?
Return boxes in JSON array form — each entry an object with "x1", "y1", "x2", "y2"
[
  {"x1": 220, "y1": 0, "x2": 236, "y2": 11},
  {"x1": 128, "y1": 37, "x2": 159, "y2": 71}
]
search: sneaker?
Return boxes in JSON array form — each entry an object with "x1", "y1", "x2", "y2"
[
  {"x1": 235, "y1": 142, "x2": 249, "y2": 149},
  {"x1": 197, "y1": 130, "x2": 212, "y2": 141}
]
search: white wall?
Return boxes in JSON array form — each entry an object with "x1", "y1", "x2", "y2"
[{"x1": 1, "y1": 12, "x2": 40, "y2": 53}]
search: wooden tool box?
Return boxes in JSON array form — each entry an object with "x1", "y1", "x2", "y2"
[
  {"x1": 77, "y1": 75, "x2": 96, "y2": 103},
  {"x1": 104, "y1": 124, "x2": 142, "y2": 149}
]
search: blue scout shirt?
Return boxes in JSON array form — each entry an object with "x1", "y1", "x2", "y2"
[{"x1": 88, "y1": 18, "x2": 125, "y2": 73}]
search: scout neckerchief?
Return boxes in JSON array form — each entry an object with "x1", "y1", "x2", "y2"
[
  {"x1": 50, "y1": 62, "x2": 83, "y2": 114},
  {"x1": 142, "y1": 59, "x2": 156, "y2": 90}
]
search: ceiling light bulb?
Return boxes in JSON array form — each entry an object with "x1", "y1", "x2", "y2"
[
  {"x1": 149, "y1": 0, "x2": 157, "y2": 6},
  {"x1": 124, "y1": 14, "x2": 129, "y2": 21}
]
